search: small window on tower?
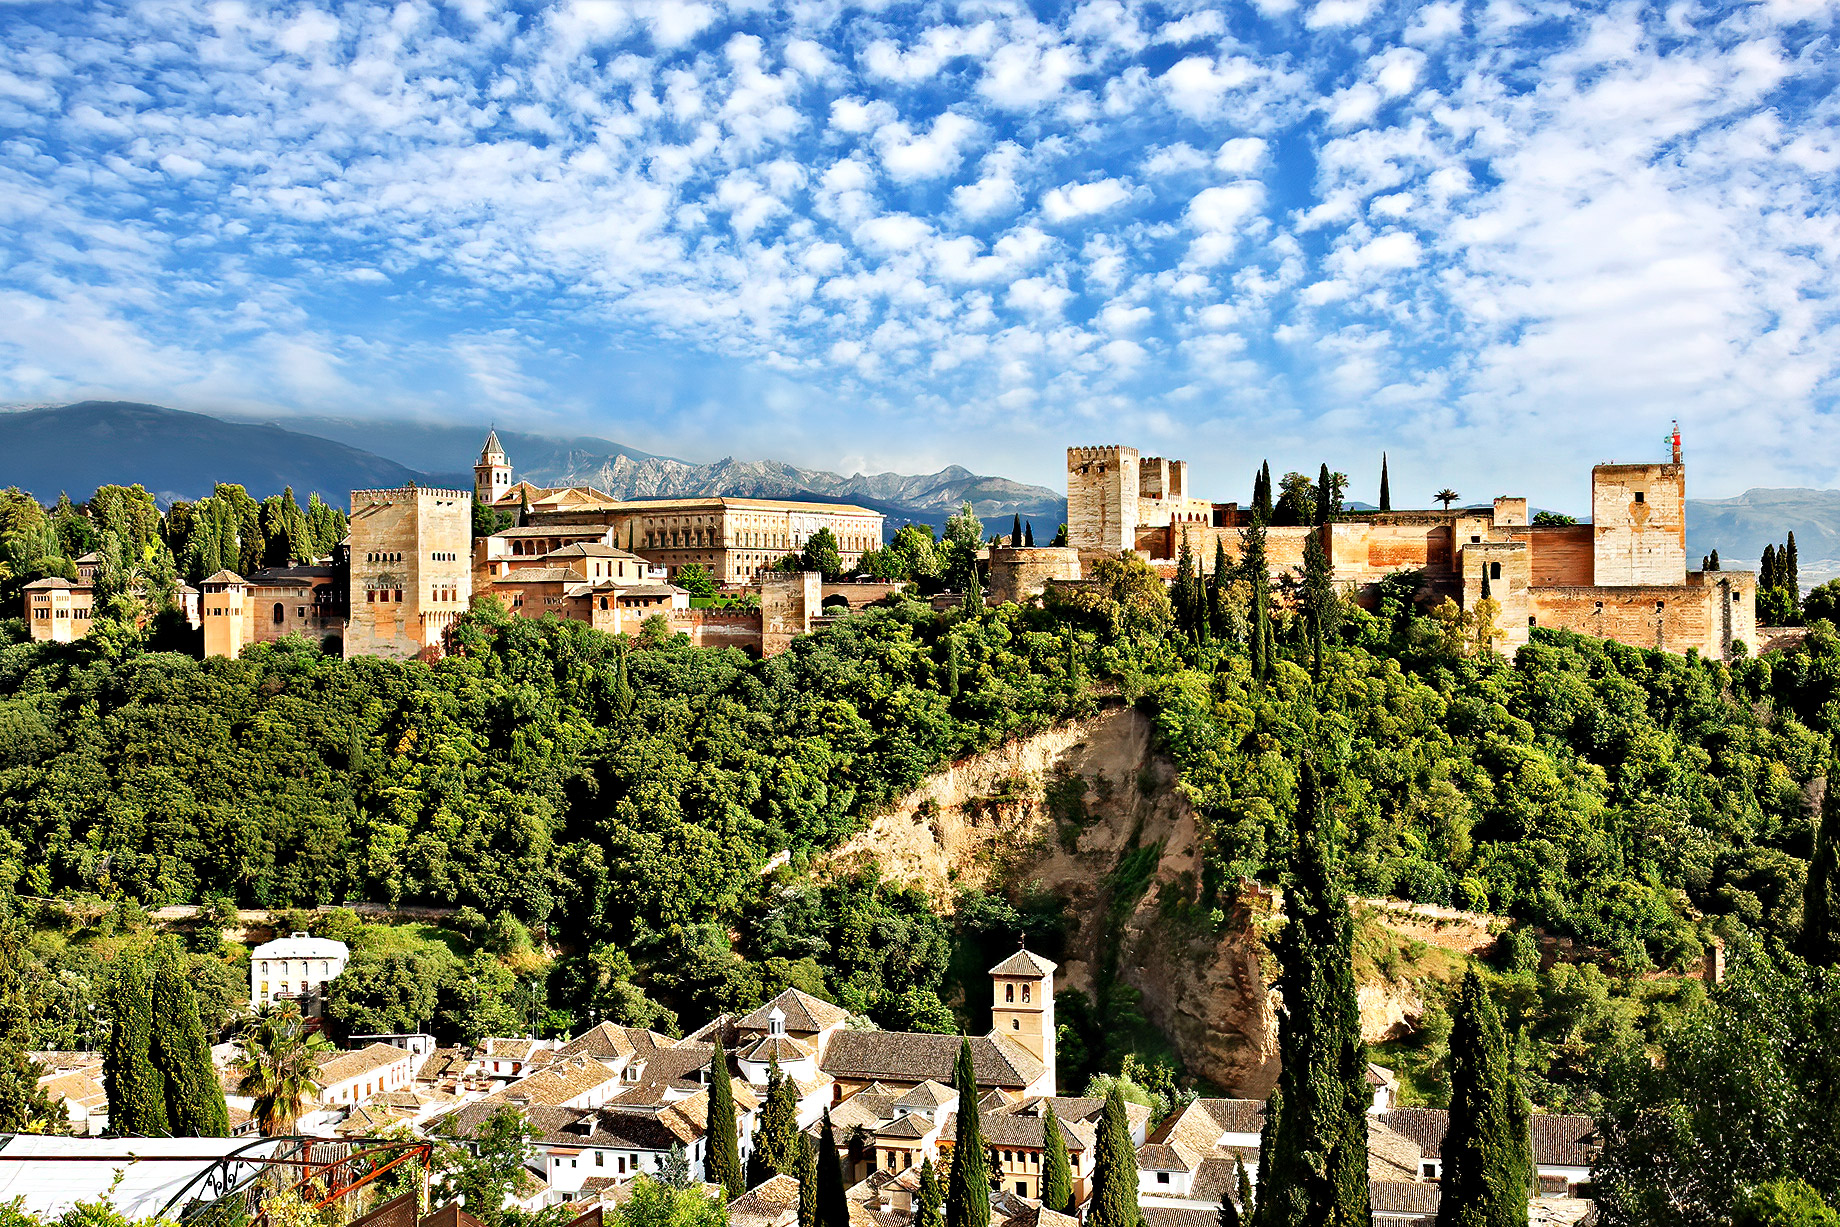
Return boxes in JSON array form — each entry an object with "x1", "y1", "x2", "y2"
[
  {"x1": 1021, "y1": 984, "x2": 1030, "y2": 1003},
  {"x1": 1635, "y1": 491, "x2": 1645, "y2": 503},
  {"x1": 1005, "y1": 984, "x2": 1014, "y2": 1003},
  {"x1": 1012, "y1": 1018, "x2": 1020, "y2": 1030}
]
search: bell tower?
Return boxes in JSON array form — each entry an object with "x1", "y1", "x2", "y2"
[
  {"x1": 475, "y1": 429, "x2": 512, "y2": 509},
  {"x1": 990, "y1": 945, "x2": 1057, "y2": 1094}
]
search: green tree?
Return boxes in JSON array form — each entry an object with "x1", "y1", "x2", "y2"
[
  {"x1": 103, "y1": 954, "x2": 168, "y2": 1137},
  {"x1": 676, "y1": 564, "x2": 719, "y2": 598},
  {"x1": 1235, "y1": 1157, "x2": 1254, "y2": 1222},
  {"x1": 1436, "y1": 489, "x2": 1461, "y2": 511},
  {"x1": 748, "y1": 1057, "x2": 799, "y2": 1187},
  {"x1": 918, "y1": 1158, "x2": 945, "y2": 1227},
  {"x1": 887, "y1": 524, "x2": 942, "y2": 584},
  {"x1": 1300, "y1": 530, "x2": 1337, "y2": 680},
  {"x1": 1174, "y1": 534, "x2": 1200, "y2": 640},
  {"x1": 1259, "y1": 759, "x2": 1369, "y2": 1227},
  {"x1": 607, "y1": 1177, "x2": 731, "y2": 1227},
  {"x1": 800, "y1": 529, "x2": 845, "y2": 582},
  {"x1": 946, "y1": 1040, "x2": 990, "y2": 1227},
  {"x1": 149, "y1": 946, "x2": 230, "y2": 1136},
  {"x1": 818, "y1": 1110, "x2": 849, "y2": 1227},
  {"x1": 1733, "y1": 1180, "x2": 1840, "y2": 1227},
  {"x1": 704, "y1": 1037, "x2": 742, "y2": 1197},
  {"x1": 1024, "y1": 522, "x2": 1035, "y2": 547},
  {"x1": 942, "y1": 503, "x2": 984, "y2": 592},
  {"x1": 1378, "y1": 454, "x2": 1391, "y2": 513},
  {"x1": 1086, "y1": 1084, "x2": 1141, "y2": 1227},
  {"x1": 235, "y1": 1002, "x2": 327, "y2": 1136},
  {"x1": 433, "y1": 1106, "x2": 541, "y2": 1227},
  {"x1": 797, "y1": 1134, "x2": 819, "y2": 1227},
  {"x1": 1040, "y1": 1100, "x2": 1074, "y2": 1215},
  {"x1": 1256, "y1": 461, "x2": 1273, "y2": 520},
  {"x1": 1210, "y1": 538, "x2": 1231, "y2": 640},
  {"x1": 0, "y1": 924, "x2": 61, "y2": 1133},
  {"x1": 1011, "y1": 515, "x2": 1023, "y2": 547},
  {"x1": 1436, "y1": 970, "x2": 1531, "y2": 1227},
  {"x1": 1807, "y1": 761, "x2": 1840, "y2": 967},
  {"x1": 1239, "y1": 514, "x2": 1273, "y2": 683},
  {"x1": 1272, "y1": 472, "x2": 1315, "y2": 527}
]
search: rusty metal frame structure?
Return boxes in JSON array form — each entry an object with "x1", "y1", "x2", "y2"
[{"x1": 154, "y1": 1136, "x2": 433, "y2": 1226}]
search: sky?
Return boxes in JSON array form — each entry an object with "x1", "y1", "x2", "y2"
[{"x1": 2, "y1": 0, "x2": 1838, "y2": 510}]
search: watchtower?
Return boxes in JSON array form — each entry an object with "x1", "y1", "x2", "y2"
[
  {"x1": 200, "y1": 570, "x2": 250, "y2": 659},
  {"x1": 1067, "y1": 445, "x2": 1139, "y2": 554},
  {"x1": 346, "y1": 485, "x2": 473, "y2": 661}
]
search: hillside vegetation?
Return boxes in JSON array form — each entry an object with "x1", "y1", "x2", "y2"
[{"x1": 0, "y1": 570, "x2": 1834, "y2": 1108}]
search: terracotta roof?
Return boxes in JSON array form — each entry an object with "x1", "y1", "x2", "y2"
[
  {"x1": 1529, "y1": 1114, "x2": 1599, "y2": 1167},
  {"x1": 820, "y1": 1032, "x2": 1042, "y2": 1090},
  {"x1": 739, "y1": 989, "x2": 853, "y2": 1035},
  {"x1": 1369, "y1": 1180, "x2": 1441, "y2": 1215},
  {"x1": 873, "y1": 1113, "x2": 935, "y2": 1141},
  {"x1": 554, "y1": 1023, "x2": 636, "y2": 1063},
  {"x1": 1187, "y1": 1157, "x2": 1241, "y2": 1203},
  {"x1": 729, "y1": 1175, "x2": 802, "y2": 1227},
  {"x1": 893, "y1": 1080, "x2": 956, "y2": 1111},
  {"x1": 980, "y1": 1112, "x2": 1085, "y2": 1152},
  {"x1": 495, "y1": 526, "x2": 609, "y2": 539},
  {"x1": 1135, "y1": 1142, "x2": 1198, "y2": 1173},
  {"x1": 482, "y1": 430, "x2": 504, "y2": 456},
  {"x1": 548, "y1": 544, "x2": 645, "y2": 560},
  {"x1": 828, "y1": 1090, "x2": 899, "y2": 1133},
  {"x1": 1366, "y1": 1117, "x2": 1428, "y2": 1182},
  {"x1": 575, "y1": 1108, "x2": 701, "y2": 1150},
  {"x1": 504, "y1": 1059, "x2": 624, "y2": 1106},
  {"x1": 1137, "y1": 1209, "x2": 1218, "y2": 1227},
  {"x1": 40, "y1": 1069, "x2": 107, "y2": 1110},
  {"x1": 416, "y1": 1048, "x2": 468, "y2": 1081},
  {"x1": 495, "y1": 567, "x2": 581, "y2": 584},
  {"x1": 317, "y1": 1043, "x2": 411, "y2": 1087},
  {"x1": 22, "y1": 577, "x2": 78, "y2": 590},
  {"x1": 988, "y1": 949, "x2": 1058, "y2": 977},
  {"x1": 740, "y1": 1036, "x2": 813, "y2": 1063},
  {"x1": 1150, "y1": 1098, "x2": 1263, "y2": 1150},
  {"x1": 201, "y1": 569, "x2": 248, "y2": 585}
]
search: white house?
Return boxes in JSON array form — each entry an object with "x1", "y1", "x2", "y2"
[
  {"x1": 315, "y1": 1042, "x2": 416, "y2": 1108},
  {"x1": 250, "y1": 932, "x2": 349, "y2": 1017}
]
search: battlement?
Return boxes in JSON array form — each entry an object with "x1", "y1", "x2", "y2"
[
  {"x1": 1068, "y1": 445, "x2": 1136, "y2": 465},
  {"x1": 351, "y1": 486, "x2": 473, "y2": 506}
]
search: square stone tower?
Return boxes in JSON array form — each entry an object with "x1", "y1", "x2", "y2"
[
  {"x1": 989, "y1": 946, "x2": 1057, "y2": 1094},
  {"x1": 1067, "y1": 446, "x2": 1140, "y2": 554},
  {"x1": 1591, "y1": 461, "x2": 1686, "y2": 587},
  {"x1": 200, "y1": 570, "x2": 250, "y2": 659},
  {"x1": 346, "y1": 486, "x2": 473, "y2": 661}
]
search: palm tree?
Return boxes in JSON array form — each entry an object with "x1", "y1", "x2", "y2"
[
  {"x1": 1435, "y1": 488, "x2": 1461, "y2": 511},
  {"x1": 235, "y1": 1002, "x2": 326, "y2": 1136}
]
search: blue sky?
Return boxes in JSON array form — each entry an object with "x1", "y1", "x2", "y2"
[{"x1": 2, "y1": 0, "x2": 1837, "y2": 508}]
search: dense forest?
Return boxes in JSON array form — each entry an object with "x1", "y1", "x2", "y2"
[{"x1": 2, "y1": 503, "x2": 1838, "y2": 1223}]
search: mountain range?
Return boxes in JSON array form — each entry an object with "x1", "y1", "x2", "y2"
[
  {"x1": 0, "y1": 402, "x2": 1067, "y2": 532},
  {"x1": 1, "y1": 402, "x2": 1834, "y2": 579}
]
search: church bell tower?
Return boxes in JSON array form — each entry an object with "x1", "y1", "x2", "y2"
[
  {"x1": 990, "y1": 946, "x2": 1057, "y2": 1095},
  {"x1": 475, "y1": 430, "x2": 511, "y2": 509}
]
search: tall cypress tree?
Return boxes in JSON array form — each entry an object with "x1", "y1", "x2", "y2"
[
  {"x1": 1709, "y1": 549, "x2": 1720, "y2": 571},
  {"x1": 1258, "y1": 462, "x2": 1274, "y2": 520},
  {"x1": 1316, "y1": 463, "x2": 1334, "y2": 525},
  {"x1": 817, "y1": 1110, "x2": 849, "y2": 1227},
  {"x1": 1480, "y1": 561, "x2": 1492, "y2": 601},
  {"x1": 1259, "y1": 760, "x2": 1370, "y2": 1227},
  {"x1": 1040, "y1": 1101, "x2": 1074, "y2": 1215},
  {"x1": 1804, "y1": 744, "x2": 1840, "y2": 967},
  {"x1": 1086, "y1": 1084, "x2": 1141, "y2": 1227},
  {"x1": 148, "y1": 946, "x2": 229, "y2": 1137},
  {"x1": 918, "y1": 1158, "x2": 945, "y2": 1227},
  {"x1": 1301, "y1": 531, "x2": 1335, "y2": 681},
  {"x1": 1210, "y1": 538, "x2": 1231, "y2": 640},
  {"x1": 946, "y1": 1040, "x2": 990, "y2": 1227},
  {"x1": 797, "y1": 1134, "x2": 819, "y2": 1227},
  {"x1": 1379, "y1": 454, "x2": 1391, "y2": 513},
  {"x1": 1012, "y1": 514, "x2": 1023, "y2": 548},
  {"x1": 1437, "y1": 970, "x2": 1532, "y2": 1227},
  {"x1": 1252, "y1": 1083, "x2": 1279, "y2": 1224},
  {"x1": 1240, "y1": 513, "x2": 1272, "y2": 683},
  {"x1": 1235, "y1": 1157, "x2": 1255, "y2": 1222},
  {"x1": 1762, "y1": 544, "x2": 1777, "y2": 591},
  {"x1": 705, "y1": 1037, "x2": 743, "y2": 1198},
  {"x1": 748, "y1": 1057, "x2": 799, "y2": 1187},
  {"x1": 104, "y1": 954, "x2": 168, "y2": 1137},
  {"x1": 1174, "y1": 534, "x2": 1199, "y2": 639},
  {"x1": 1787, "y1": 532, "x2": 1801, "y2": 611},
  {"x1": 1024, "y1": 522, "x2": 1035, "y2": 547}
]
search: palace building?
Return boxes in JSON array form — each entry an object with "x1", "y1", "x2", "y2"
[{"x1": 1067, "y1": 430, "x2": 1756, "y2": 658}]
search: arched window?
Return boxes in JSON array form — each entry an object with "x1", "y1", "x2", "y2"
[
  {"x1": 1005, "y1": 984, "x2": 1014, "y2": 1003},
  {"x1": 273, "y1": 602, "x2": 285, "y2": 624},
  {"x1": 1489, "y1": 562, "x2": 1501, "y2": 580},
  {"x1": 1021, "y1": 984, "x2": 1030, "y2": 1003}
]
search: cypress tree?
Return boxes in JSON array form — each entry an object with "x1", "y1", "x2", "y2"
[
  {"x1": 1253, "y1": 1083, "x2": 1279, "y2": 1223},
  {"x1": 1379, "y1": 454, "x2": 1391, "y2": 513},
  {"x1": 1040, "y1": 1101, "x2": 1074, "y2": 1215},
  {"x1": 1086, "y1": 1084, "x2": 1141, "y2": 1227},
  {"x1": 1220, "y1": 1194, "x2": 1242, "y2": 1227},
  {"x1": 104, "y1": 954, "x2": 168, "y2": 1137},
  {"x1": 797, "y1": 1134, "x2": 819, "y2": 1227},
  {"x1": 964, "y1": 565, "x2": 982, "y2": 611},
  {"x1": 516, "y1": 488, "x2": 531, "y2": 528},
  {"x1": 1065, "y1": 634, "x2": 1081, "y2": 684},
  {"x1": 1437, "y1": 969, "x2": 1532, "y2": 1227},
  {"x1": 1174, "y1": 534, "x2": 1199, "y2": 639},
  {"x1": 1024, "y1": 522, "x2": 1035, "y2": 547},
  {"x1": 947, "y1": 637, "x2": 962, "y2": 699},
  {"x1": 1480, "y1": 560, "x2": 1492, "y2": 601},
  {"x1": 1316, "y1": 463, "x2": 1334, "y2": 525},
  {"x1": 1787, "y1": 532, "x2": 1801, "y2": 610},
  {"x1": 1302, "y1": 530, "x2": 1335, "y2": 681},
  {"x1": 918, "y1": 1158, "x2": 945, "y2": 1227},
  {"x1": 748, "y1": 1057, "x2": 798, "y2": 1187},
  {"x1": 817, "y1": 1110, "x2": 849, "y2": 1227},
  {"x1": 1012, "y1": 514, "x2": 1023, "y2": 547},
  {"x1": 1258, "y1": 462, "x2": 1273, "y2": 520},
  {"x1": 149, "y1": 946, "x2": 229, "y2": 1137},
  {"x1": 946, "y1": 1040, "x2": 990, "y2": 1227},
  {"x1": 1804, "y1": 743, "x2": 1840, "y2": 967},
  {"x1": 610, "y1": 649, "x2": 635, "y2": 719},
  {"x1": 705, "y1": 1037, "x2": 743, "y2": 1198},
  {"x1": 1210, "y1": 538, "x2": 1230, "y2": 639},
  {"x1": 1762, "y1": 544, "x2": 1777, "y2": 591},
  {"x1": 1240, "y1": 514, "x2": 1272, "y2": 683},
  {"x1": 1260, "y1": 759, "x2": 1370, "y2": 1227},
  {"x1": 1710, "y1": 549, "x2": 1720, "y2": 571},
  {"x1": 1235, "y1": 1157, "x2": 1254, "y2": 1222}
]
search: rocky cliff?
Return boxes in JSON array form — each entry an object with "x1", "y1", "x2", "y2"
[{"x1": 827, "y1": 705, "x2": 1497, "y2": 1095}]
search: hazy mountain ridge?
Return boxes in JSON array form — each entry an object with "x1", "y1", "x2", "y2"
[{"x1": 1686, "y1": 487, "x2": 1840, "y2": 588}]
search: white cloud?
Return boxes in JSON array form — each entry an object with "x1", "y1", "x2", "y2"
[
  {"x1": 1306, "y1": 0, "x2": 1379, "y2": 28},
  {"x1": 1041, "y1": 177, "x2": 1133, "y2": 222},
  {"x1": 873, "y1": 111, "x2": 980, "y2": 182},
  {"x1": 1215, "y1": 137, "x2": 1270, "y2": 174}
]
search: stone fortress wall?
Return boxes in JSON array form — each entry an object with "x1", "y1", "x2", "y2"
[
  {"x1": 345, "y1": 486, "x2": 473, "y2": 662},
  {"x1": 1066, "y1": 434, "x2": 1756, "y2": 659}
]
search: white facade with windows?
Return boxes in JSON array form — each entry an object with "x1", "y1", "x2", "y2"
[{"x1": 249, "y1": 932, "x2": 349, "y2": 1017}]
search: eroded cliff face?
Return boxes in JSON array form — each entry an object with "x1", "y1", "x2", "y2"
[
  {"x1": 826, "y1": 704, "x2": 1282, "y2": 1094},
  {"x1": 826, "y1": 706, "x2": 1498, "y2": 1095}
]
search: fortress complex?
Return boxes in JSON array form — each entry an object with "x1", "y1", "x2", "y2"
[
  {"x1": 1068, "y1": 433, "x2": 1756, "y2": 658},
  {"x1": 473, "y1": 432, "x2": 885, "y2": 586}
]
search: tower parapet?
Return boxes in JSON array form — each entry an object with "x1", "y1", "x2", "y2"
[{"x1": 1067, "y1": 445, "x2": 1139, "y2": 554}]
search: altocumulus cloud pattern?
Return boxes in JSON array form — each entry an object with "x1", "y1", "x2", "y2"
[{"x1": 2, "y1": 0, "x2": 1838, "y2": 491}]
